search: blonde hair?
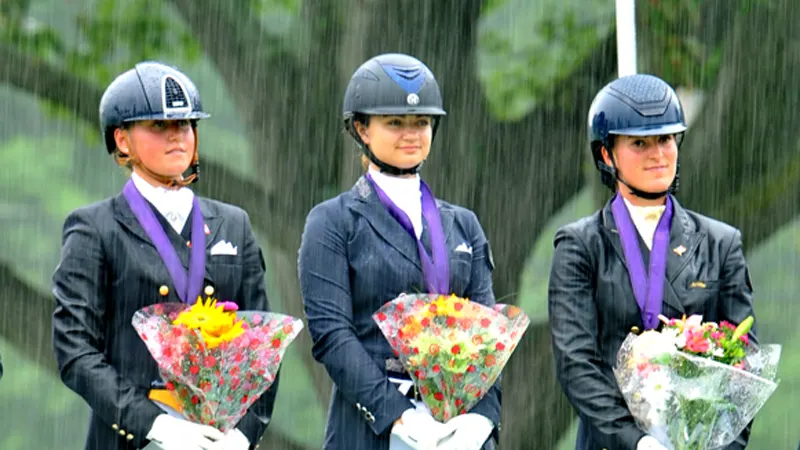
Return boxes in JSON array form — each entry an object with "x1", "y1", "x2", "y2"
[
  {"x1": 361, "y1": 154, "x2": 369, "y2": 171},
  {"x1": 113, "y1": 149, "x2": 134, "y2": 171}
]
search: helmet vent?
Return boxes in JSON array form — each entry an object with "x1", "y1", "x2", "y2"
[
  {"x1": 611, "y1": 75, "x2": 668, "y2": 105},
  {"x1": 162, "y1": 76, "x2": 192, "y2": 114},
  {"x1": 380, "y1": 63, "x2": 425, "y2": 94}
]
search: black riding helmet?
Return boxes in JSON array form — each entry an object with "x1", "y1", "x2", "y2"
[
  {"x1": 587, "y1": 74, "x2": 687, "y2": 199},
  {"x1": 99, "y1": 61, "x2": 210, "y2": 185},
  {"x1": 343, "y1": 53, "x2": 446, "y2": 176}
]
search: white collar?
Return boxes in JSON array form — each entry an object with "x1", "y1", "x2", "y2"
[
  {"x1": 368, "y1": 167, "x2": 421, "y2": 192},
  {"x1": 622, "y1": 197, "x2": 666, "y2": 223},
  {"x1": 131, "y1": 171, "x2": 194, "y2": 232},
  {"x1": 368, "y1": 167, "x2": 423, "y2": 238}
]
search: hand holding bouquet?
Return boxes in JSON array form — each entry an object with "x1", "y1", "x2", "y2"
[
  {"x1": 614, "y1": 314, "x2": 780, "y2": 450},
  {"x1": 132, "y1": 298, "x2": 303, "y2": 432},
  {"x1": 373, "y1": 293, "x2": 529, "y2": 422}
]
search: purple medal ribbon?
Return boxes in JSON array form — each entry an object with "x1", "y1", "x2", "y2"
[
  {"x1": 366, "y1": 174, "x2": 450, "y2": 294},
  {"x1": 611, "y1": 193, "x2": 673, "y2": 330},
  {"x1": 122, "y1": 179, "x2": 206, "y2": 304}
]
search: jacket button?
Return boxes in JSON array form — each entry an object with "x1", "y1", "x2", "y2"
[
  {"x1": 631, "y1": 326, "x2": 640, "y2": 334},
  {"x1": 126, "y1": 433, "x2": 134, "y2": 440},
  {"x1": 119, "y1": 429, "x2": 126, "y2": 436},
  {"x1": 204, "y1": 285, "x2": 215, "y2": 296},
  {"x1": 159, "y1": 285, "x2": 169, "y2": 296},
  {"x1": 112, "y1": 424, "x2": 119, "y2": 431}
]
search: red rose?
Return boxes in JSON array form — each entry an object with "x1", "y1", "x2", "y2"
[
  {"x1": 377, "y1": 312, "x2": 387, "y2": 321},
  {"x1": 496, "y1": 342, "x2": 506, "y2": 351},
  {"x1": 485, "y1": 355, "x2": 496, "y2": 367},
  {"x1": 429, "y1": 304, "x2": 438, "y2": 314},
  {"x1": 451, "y1": 345, "x2": 461, "y2": 355},
  {"x1": 271, "y1": 338, "x2": 281, "y2": 348},
  {"x1": 203, "y1": 355, "x2": 216, "y2": 368},
  {"x1": 433, "y1": 392, "x2": 444, "y2": 401},
  {"x1": 235, "y1": 353, "x2": 243, "y2": 363},
  {"x1": 241, "y1": 395, "x2": 249, "y2": 404},
  {"x1": 249, "y1": 339, "x2": 261, "y2": 350},
  {"x1": 165, "y1": 381, "x2": 175, "y2": 391},
  {"x1": 467, "y1": 364, "x2": 476, "y2": 373},
  {"x1": 421, "y1": 317, "x2": 431, "y2": 327},
  {"x1": 396, "y1": 303, "x2": 405, "y2": 312},
  {"x1": 230, "y1": 366, "x2": 240, "y2": 376},
  {"x1": 191, "y1": 396, "x2": 199, "y2": 405},
  {"x1": 432, "y1": 365, "x2": 441, "y2": 373},
  {"x1": 446, "y1": 316, "x2": 456, "y2": 327},
  {"x1": 455, "y1": 398, "x2": 464, "y2": 407},
  {"x1": 480, "y1": 318, "x2": 491, "y2": 328},
  {"x1": 190, "y1": 366, "x2": 199, "y2": 375},
  {"x1": 454, "y1": 302, "x2": 463, "y2": 311}
]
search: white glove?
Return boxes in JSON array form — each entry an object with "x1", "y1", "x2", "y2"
[
  {"x1": 390, "y1": 408, "x2": 456, "y2": 450},
  {"x1": 146, "y1": 414, "x2": 224, "y2": 450},
  {"x1": 637, "y1": 435, "x2": 670, "y2": 450},
  {"x1": 437, "y1": 413, "x2": 494, "y2": 450},
  {"x1": 209, "y1": 428, "x2": 250, "y2": 450}
]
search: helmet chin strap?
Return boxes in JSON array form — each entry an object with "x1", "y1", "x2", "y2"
[{"x1": 363, "y1": 145, "x2": 422, "y2": 176}]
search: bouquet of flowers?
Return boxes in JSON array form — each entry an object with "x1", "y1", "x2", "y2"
[
  {"x1": 132, "y1": 298, "x2": 303, "y2": 431},
  {"x1": 373, "y1": 293, "x2": 529, "y2": 421},
  {"x1": 614, "y1": 314, "x2": 781, "y2": 450}
]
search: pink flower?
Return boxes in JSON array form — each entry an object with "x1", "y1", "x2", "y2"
[
  {"x1": 684, "y1": 329, "x2": 711, "y2": 354},
  {"x1": 740, "y1": 333, "x2": 750, "y2": 346},
  {"x1": 219, "y1": 301, "x2": 239, "y2": 312}
]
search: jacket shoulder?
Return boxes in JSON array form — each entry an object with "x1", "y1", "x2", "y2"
[
  {"x1": 198, "y1": 197, "x2": 247, "y2": 219},
  {"x1": 684, "y1": 209, "x2": 739, "y2": 238},
  {"x1": 555, "y1": 210, "x2": 603, "y2": 241},
  {"x1": 64, "y1": 197, "x2": 116, "y2": 227}
]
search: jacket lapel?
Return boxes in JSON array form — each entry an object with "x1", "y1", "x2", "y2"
[
  {"x1": 113, "y1": 192, "x2": 156, "y2": 248},
  {"x1": 198, "y1": 199, "x2": 222, "y2": 284},
  {"x1": 349, "y1": 177, "x2": 422, "y2": 270},
  {"x1": 347, "y1": 177, "x2": 455, "y2": 271},
  {"x1": 113, "y1": 192, "x2": 221, "y2": 284},
  {"x1": 664, "y1": 199, "x2": 702, "y2": 284},
  {"x1": 438, "y1": 201, "x2": 455, "y2": 247}
]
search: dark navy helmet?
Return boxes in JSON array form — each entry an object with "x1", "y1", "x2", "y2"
[
  {"x1": 588, "y1": 74, "x2": 686, "y2": 196},
  {"x1": 99, "y1": 61, "x2": 210, "y2": 153},
  {"x1": 343, "y1": 53, "x2": 446, "y2": 175}
]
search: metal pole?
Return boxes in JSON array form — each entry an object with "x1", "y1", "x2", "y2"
[{"x1": 616, "y1": 0, "x2": 638, "y2": 77}]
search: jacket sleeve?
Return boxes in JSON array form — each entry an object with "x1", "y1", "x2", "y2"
[
  {"x1": 298, "y1": 202, "x2": 414, "y2": 435},
  {"x1": 235, "y1": 210, "x2": 280, "y2": 447},
  {"x1": 717, "y1": 229, "x2": 759, "y2": 449},
  {"x1": 548, "y1": 226, "x2": 646, "y2": 450},
  {"x1": 52, "y1": 209, "x2": 163, "y2": 449},
  {"x1": 460, "y1": 211, "x2": 501, "y2": 435}
]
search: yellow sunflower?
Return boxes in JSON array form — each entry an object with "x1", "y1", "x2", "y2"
[
  {"x1": 173, "y1": 298, "x2": 245, "y2": 348},
  {"x1": 429, "y1": 294, "x2": 469, "y2": 318}
]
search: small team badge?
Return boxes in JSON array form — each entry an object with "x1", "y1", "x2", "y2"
[
  {"x1": 673, "y1": 245, "x2": 687, "y2": 256},
  {"x1": 406, "y1": 93, "x2": 420, "y2": 106},
  {"x1": 204, "y1": 223, "x2": 211, "y2": 235}
]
